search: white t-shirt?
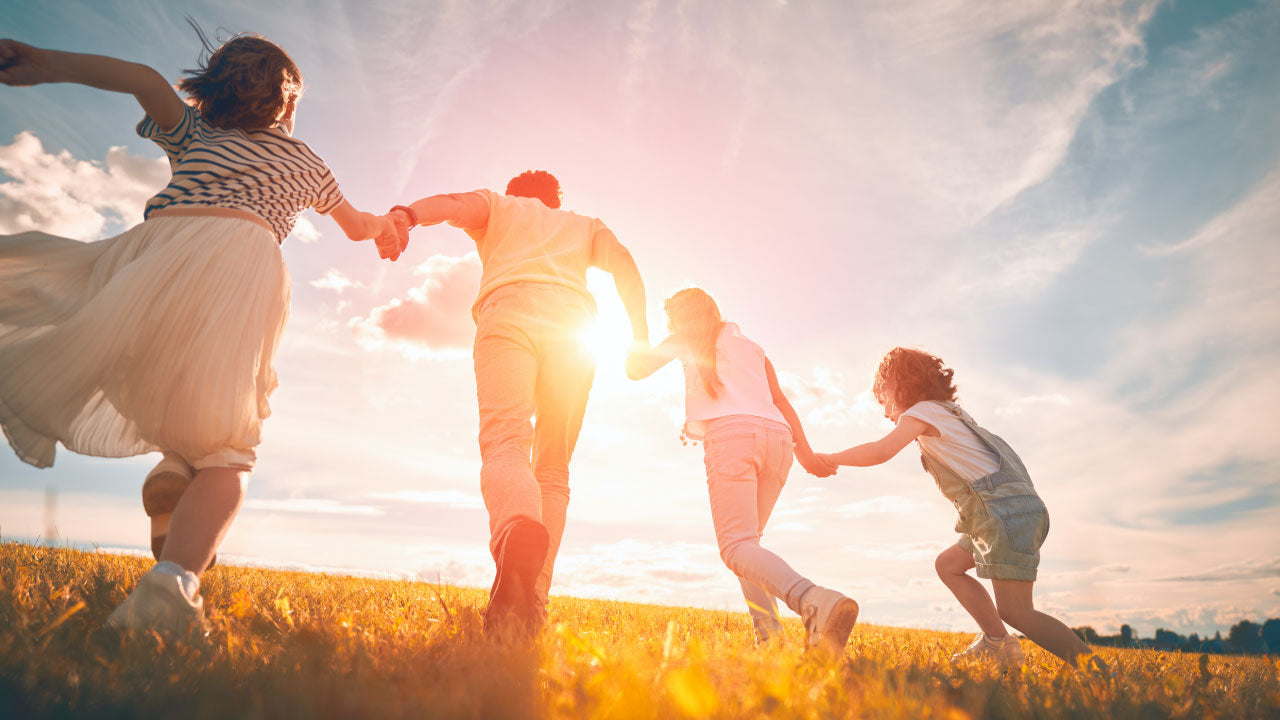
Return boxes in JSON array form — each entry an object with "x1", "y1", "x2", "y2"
[
  {"x1": 680, "y1": 322, "x2": 787, "y2": 439},
  {"x1": 463, "y1": 189, "x2": 606, "y2": 320},
  {"x1": 900, "y1": 401, "x2": 999, "y2": 481}
]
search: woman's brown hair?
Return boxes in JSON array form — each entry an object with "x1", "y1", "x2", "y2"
[
  {"x1": 872, "y1": 347, "x2": 958, "y2": 411},
  {"x1": 178, "y1": 22, "x2": 303, "y2": 131},
  {"x1": 664, "y1": 288, "x2": 725, "y2": 399}
]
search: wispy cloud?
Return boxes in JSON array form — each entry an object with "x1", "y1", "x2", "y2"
[{"x1": 1154, "y1": 557, "x2": 1280, "y2": 584}]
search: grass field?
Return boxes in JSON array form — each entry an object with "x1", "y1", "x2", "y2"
[{"x1": 2, "y1": 542, "x2": 1278, "y2": 719}]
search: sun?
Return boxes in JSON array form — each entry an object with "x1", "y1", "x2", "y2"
[{"x1": 581, "y1": 270, "x2": 638, "y2": 368}]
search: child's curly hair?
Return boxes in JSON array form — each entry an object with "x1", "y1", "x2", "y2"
[
  {"x1": 179, "y1": 22, "x2": 303, "y2": 132},
  {"x1": 872, "y1": 347, "x2": 958, "y2": 411},
  {"x1": 506, "y1": 170, "x2": 562, "y2": 209}
]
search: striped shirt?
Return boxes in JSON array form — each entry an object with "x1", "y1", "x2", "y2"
[{"x1": 137, "y1": 104, "x2": 343, "y2": 242}]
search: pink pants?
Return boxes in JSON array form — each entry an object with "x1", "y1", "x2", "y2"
[
  {"x1": 703, "y1": 415, "x2": 815, "y2": 638},
  {"x1": 473, "y1": 282, "x2": 596, "y2": 606}
]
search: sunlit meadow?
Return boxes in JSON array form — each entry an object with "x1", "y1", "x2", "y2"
[{"x1": 3, "y1": 543, "x2": 1278, "y2": 719}]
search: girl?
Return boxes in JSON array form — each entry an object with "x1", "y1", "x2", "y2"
[
  {"x1": 627, "y1": 288, "x2": 858, "y2": 655},
  {"x1": 816, "y1": 348, "x2": 1104, "y2": 670},
  {"x1": 0, "y1": 30, "x2": 403, "y2": 634}
]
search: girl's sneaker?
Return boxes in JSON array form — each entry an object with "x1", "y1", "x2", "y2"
[
  {"x1": 952, "y1": 633, "x2": 1024, "y2": 667},
  {"x1": 106, "y1": 567, "x2": 207, "y2": 637},
  {"x1": 143, "y1": 453, "x2": 217, "y2": 570},
  {"x1": 799, "y1": 586, "x2": 859, "y2": 658}
]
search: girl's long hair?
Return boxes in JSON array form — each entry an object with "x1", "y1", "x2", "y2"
[
  {"x1": 664, "y1": 288, "x2": 725, "y2": 399},
  {"x1": 178, "y1": 20, "x2": 303, "y2": 131}
]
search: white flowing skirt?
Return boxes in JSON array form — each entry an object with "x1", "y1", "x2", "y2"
[{"x1": 0, "y1": 214, "x2": 290, "y2": 470}]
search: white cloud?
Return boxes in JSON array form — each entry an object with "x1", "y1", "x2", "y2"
[
  {"x1": 0, "y1": 131, "x2": 168, "y2": 239},
  {"x1": 778, "y1": 367, "x2": 846, "y2": 406},
  {"x1": 289, "y1": 214, "x2": 322, "y2": 243},
  {"x1": 349, "y1": 252, "x2": 481, "y2": 356},
  {"x1": 310, "y1": 268, "x2": 362, "y2": 294}
]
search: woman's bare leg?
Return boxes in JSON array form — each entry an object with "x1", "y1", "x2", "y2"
[{"x1": 158, "y1": 466, "x2": 247, "y2": 578}]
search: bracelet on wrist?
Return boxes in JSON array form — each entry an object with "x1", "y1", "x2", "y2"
[{"x1": 390, "y1": 204, "x2": 419, "y2": 227}]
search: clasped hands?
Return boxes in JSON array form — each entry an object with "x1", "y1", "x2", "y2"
[
  {"x1": 372, "y1": 209, "x2": 413, "y2": 262},
  {"x1": 797, "y1": 448, "x2": 839, "y2": 478}
]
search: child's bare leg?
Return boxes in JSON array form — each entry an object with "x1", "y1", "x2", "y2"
[
  {"x1": 935, "y1": 544, "x2": 1006, "y2": 637},
  {"x1": 159, "y1": 467, "x2": 248, "y2": 578},
  {"x1": 992, "y1": 579, "x2": 1093, "y2": 665}
]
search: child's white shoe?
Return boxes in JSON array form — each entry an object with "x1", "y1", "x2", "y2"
[
  {"x1": 799, "y1": 586, "x2": 859, "y2": 658},
  {"x1": 952, "y1": 632, "x2": 1024, "y2": 668},
  {"x1": 106, "y1": 566, "x2": 207, "y2": 637}
]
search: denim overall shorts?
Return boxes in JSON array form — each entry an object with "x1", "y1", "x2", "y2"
[{"x1": 920, "y1": 403, "x2": 1050, "y2": 581}]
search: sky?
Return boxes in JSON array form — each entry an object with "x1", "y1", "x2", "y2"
[{"x1": 1, "y1": 0, "x2": 1277, "y2": 639}]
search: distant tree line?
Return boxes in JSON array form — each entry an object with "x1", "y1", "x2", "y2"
[{"x1": 1073, "y1": 618, "x2": 1280, "y2": 655}]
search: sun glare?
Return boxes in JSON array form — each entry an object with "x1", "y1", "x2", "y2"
[{"x1": 582, "y1": 270, "x2": 636, "y2": 374}]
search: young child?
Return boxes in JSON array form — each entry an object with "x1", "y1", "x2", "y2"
[
  {"x1": 816, "y1": 348, "x2": 1103, "y2": 670},
  {"x1": 0, "y1": 30, "x2": 404, "y2": 635},
  {"x1": 627, "y1": 288, "x2": 858, "y2": 655}
]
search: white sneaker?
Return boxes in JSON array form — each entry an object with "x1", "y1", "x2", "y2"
[
  {"x1": 800, "y1": 587, "x2": 859, "y2": 658},
  {"x1": 952, "y1": 633, "x2": 1024, "y2": 668},
  {"x1": 106, "y1": 568, "x2": 207, "y2": 637}
]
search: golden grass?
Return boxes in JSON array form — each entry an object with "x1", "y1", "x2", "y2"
[{"x1": 2, "y1": 542, "x2": 1277, "y2": 719}]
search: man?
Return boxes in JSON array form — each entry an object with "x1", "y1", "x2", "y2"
[{"x1": 385, "y1": 171, "x2": 648, "y2": 633}]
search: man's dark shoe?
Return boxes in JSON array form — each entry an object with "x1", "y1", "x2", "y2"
[{"x1": 484, "y1": 518, "x2": 550, "y2": 636}]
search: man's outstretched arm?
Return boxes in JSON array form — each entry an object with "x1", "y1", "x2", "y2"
[
  {"x1": 385, "y1": 191, "x2": 491, "y2": 256},
  {"x1": 590, "y1": 225, "x2": 648, "y2": 344}
]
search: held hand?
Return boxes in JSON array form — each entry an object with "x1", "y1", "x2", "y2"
[
  {"x1": 373, "y1": 214, "x2": 405, "y2": 261},
  {"x1": 389, "y1": 207, "x2": 412, "y2": 239},
  {"x1": 797, "y1": 449, "x2": 837, "y2": 478},
  {"x1": 623, "y1": 341, "x2": 650, "y2": 381},
  {"x1": 0, "y1": 40, "x2": 54, "y2": 87},
  {"x1": 815, "y1": 452, "x2": 840, "y2": 476}
]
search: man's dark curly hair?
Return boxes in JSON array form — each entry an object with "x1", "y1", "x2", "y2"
[
  {"x1": 506, "y1": 170, "x2": 562, "y2": 208},
  {"x1": 873, "y1": 347, "x2": 958, "y2": 411},
  {"x1": 178, "y1": 22, "x2": 303, "y2": 132}
]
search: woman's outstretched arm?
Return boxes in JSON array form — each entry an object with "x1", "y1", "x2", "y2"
[{"x1": 0, "y1": 39, "x2": 185, "y2": 129}]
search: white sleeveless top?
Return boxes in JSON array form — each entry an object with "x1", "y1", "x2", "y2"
[
  {"x1": 680, "y1": 322, "x2": 787, "y2": 439},
  {"x1": 900, "y1": 400, "x2": 1000, "y2": 480}
]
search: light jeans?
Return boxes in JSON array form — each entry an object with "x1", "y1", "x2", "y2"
[
  {"x1": 703, "y1": 415, "x2": 815, "y2": 638},
  {"x1": 473, "y1": 282, "x2": 596, "y2": 606}
]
